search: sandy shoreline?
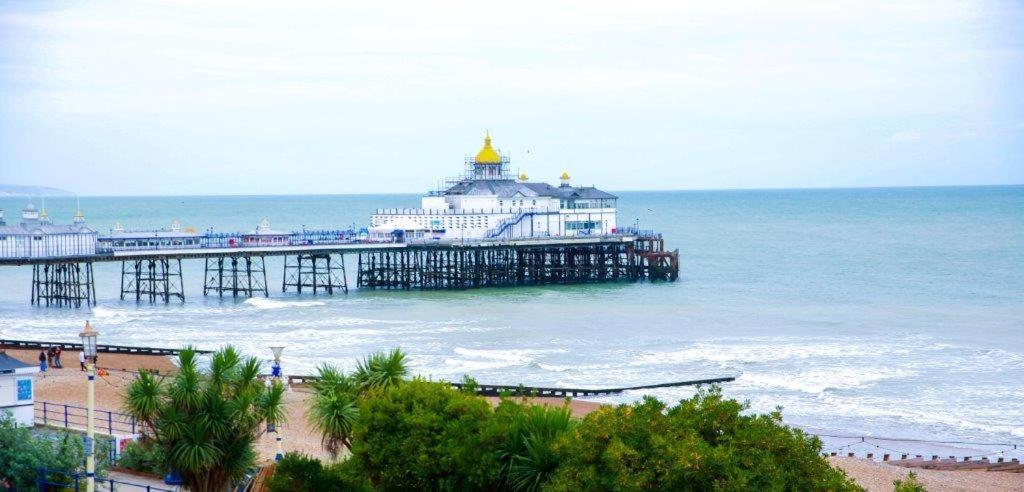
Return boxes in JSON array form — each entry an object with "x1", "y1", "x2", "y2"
[{"x1": 5, "y1": 348, "x2": 1022, "y2": 491}]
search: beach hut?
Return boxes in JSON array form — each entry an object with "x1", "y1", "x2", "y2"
[{"x1": 0, "y1": 352, "x2": 40, "y2": 426}]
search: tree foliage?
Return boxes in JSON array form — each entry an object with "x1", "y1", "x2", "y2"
[
  {"x1": 346, "y1": 378, "x2": 508, "y2": 490},
  {"x1": 545, "y1": 387, "x2": 860, "y2": 491},
  {"x1": 495, "y1": 401, "x2": 576, "y2": 492},
  {"x1": 894, "y1": 471, "x2": 926, "y2": 492},
  {"x1": 123, "y1": 346, "x2": 286, "y2": 492},
  {"x1": 117, "y1": 439, "x2": 167, "y2": 476},
  {"x1": 308, "y1": 364, "x2": 360, "y2": 459},
  {"x1": 265, "y1": 452, "x2": 370, "y2": 492},
  {"x1": 307, "y1": 348, "x2": 409, "y2": 460},
  {"x1": 0, "y1": 412, "x2": 111, "y2": 489}
]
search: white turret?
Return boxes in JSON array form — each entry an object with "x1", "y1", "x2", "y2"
[
  {"x1": 38, "y1": 199, "x2": 51, "y2": 225},
  {"x1": 73, "y1": 198, "x2": 86, "y2": 226},
  {"x1": 21, "y1": 201, "x2": 39, "y2": 225}
]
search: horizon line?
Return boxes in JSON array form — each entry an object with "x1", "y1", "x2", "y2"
[{"x1": 0, "y1": 182, "x2": 1021, "y2": 200}]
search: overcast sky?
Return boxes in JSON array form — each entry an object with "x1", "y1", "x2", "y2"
[{"x1": 1, "y1": 0, "x2": 1022, "y2": 196}]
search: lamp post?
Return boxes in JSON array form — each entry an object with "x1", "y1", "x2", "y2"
[
  {"x1": 269, "y1": 345, "x2": 284, "y2": 462},
  {"x1": 79, "y1": 320, "x2": 99, "y2": 492}
]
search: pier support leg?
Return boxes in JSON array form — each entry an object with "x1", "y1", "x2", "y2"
[
  {"x1": 282, "y1": 253, "x2": 348, "y2": 295},
  {"x1": 203, "y1": 254, "x2": 268, "y2": 298},
  {"x1": 355, "y1": 241, "x2": 653, "y2": 291},
  {"x1": 119, "y1": 258, "x2": 185, "y2": 303},
  {"x1": 31, "y1": 261, "x2": 96, "y2": 308}
]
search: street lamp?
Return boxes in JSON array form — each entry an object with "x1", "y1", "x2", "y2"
[
  {"x1": 269, "y1": 345, "x2": 284, "y2": 462},
  {"x1": 78, "y1": 320, "x2": 99, "y2": 492}
]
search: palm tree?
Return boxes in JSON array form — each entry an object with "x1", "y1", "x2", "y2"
[
  {"x1": 308, "y1": 364, "x2": 360, "y2": 458},
  {"x1": 352, "y1": 348, "x2": 409, "y2": 393},
  {"x1": 308, "y1": 348, "x2": 408, "y2": 459},
  {"x1": 124, "y1": 346, "x2": 286, "y2": 492},
  {"x1": 499, "y1": 404, "x2": 575, "y2": 492}
]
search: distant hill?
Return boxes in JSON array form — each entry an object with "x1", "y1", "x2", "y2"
[{"x1": 0, "y1": 184, "x2": 75, "y2": 197}]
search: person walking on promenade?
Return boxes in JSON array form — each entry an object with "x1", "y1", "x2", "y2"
[
  {"x1": 54, "y1": 346, "x2": 63, "y2": 368},
  {"x1": 46, "y1": 346, "x2": 55, "y2": 369},
  {"x1": 38, "y1": 350, "x2": 47, "y2": 372},
  {"x1": 79, "y1": 350, "x2": 86, "y2": 371}
]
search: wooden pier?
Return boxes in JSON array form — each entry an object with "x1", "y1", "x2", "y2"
[
  {"x1": 357, "y1": 237, "x2": 678, "y2": 290},
  {"x1": 4, "y1": 235, "x2": 679, "y2": 306}
]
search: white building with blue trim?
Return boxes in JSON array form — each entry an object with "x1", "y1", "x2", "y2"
[
  {"x1": 0, "y1": 352, "x2": 39, "y2": 427},
  {"x1": 0, "y1": 201, "x2": 97, "y2": 259},
  {"x1": 370, "y1": 133, "x2": 618, "y2": 241}
]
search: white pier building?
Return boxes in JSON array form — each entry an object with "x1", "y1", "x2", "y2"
[
  {"x1": 0, "y1": 201, "x2": 97, "y2": 259},
  {"x1": 370, "y1": 133, "x2": 618, "y2": 241}
]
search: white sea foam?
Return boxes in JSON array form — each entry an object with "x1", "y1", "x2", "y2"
[
  {"x1": 736, "y1": 367, "x2": 916, "y2": 394},
  {"x1": 244, "y1": 298, "x2": 326, "y2": 310},
  {"x1": 443, "y1": 347, "x2": 567, "y2": 371},
  {"x1": 635, "y1": 341, "x2": 892, "y2": 367}
]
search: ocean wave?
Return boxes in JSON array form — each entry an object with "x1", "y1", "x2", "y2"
[
  {"x1": 736, "y1": 367, "x2": 915, "y2": 394},
  {"x1": 635, "y1": 342, "x2": 885, "y2": 367},
  {"x1": 244, "y1": 298, "x2": 326, "y2": 310},
  {"x1": 443, "y1": 346, "x2": 567, "y2": 372}
]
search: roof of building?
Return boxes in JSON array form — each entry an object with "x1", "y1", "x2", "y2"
[
  {"x1": 102, "y1": 230, "x2": 200, "y2": 239},
  {"x1": 0, "y1": 223, "x2": 96, "y2": 235},
  {"x1": 473, "y1": 132, "x2": 502, "y2": 165},
  {"x1": 0, "y1": 352, "x2": 36, "y2": 372},
  {"x1": 442, "y1": 179, "x2": 617, "y2": 200},
  {"x1": 246, "y1": 218, "x2": 288, "y2": 236}
]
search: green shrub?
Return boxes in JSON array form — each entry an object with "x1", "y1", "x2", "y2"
[
  {"x1": 347, "y1": 378, "x2": 507, "y2": 490},
  {"x1": 117, "y1": 439, "x2": 166, "y2": 476},
  {"x1": 894, "y1": 471, "x2": 926, "y2": 492},
  {"x1": 495, "y1": 401, "x2": 575, "y2": 492},
  {"x1": 545, "y1": 387, "x2": 861, "y2": 491},
  {"x1": 266, "y1": 452, "x2": 370, "y2": 492},
  {"x1": 0, "y1": 412, "x2": 111, "y2": 489}
]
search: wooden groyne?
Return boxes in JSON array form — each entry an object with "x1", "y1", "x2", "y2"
[{"x1": 283, "y1": 375, "x2": 734, "y2": 397}]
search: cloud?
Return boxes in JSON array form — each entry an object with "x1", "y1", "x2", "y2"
[{"x1": 887, "y1": 130, "x2": 926, "y2": 143}]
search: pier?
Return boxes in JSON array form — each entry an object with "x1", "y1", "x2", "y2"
[{"x1": 1, "y1": 234, "x2": 679, "y2": 307}]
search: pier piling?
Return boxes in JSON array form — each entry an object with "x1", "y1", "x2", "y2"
[
  {"x1": 119, "y1": 258, "x2": 184, "y2": 303},
  {"x1": 30, "y1": 261, "x2": 96, "y2": 307},
  {"x1": 203, "y1": 254, "x2": 269, "y2": 298},
  {"x1": 282, "y1": 253, "x2": 348, "y2": 294}
]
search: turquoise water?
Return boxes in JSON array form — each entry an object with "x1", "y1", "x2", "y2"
[{"x1": 1, "y1": 186, "x2": 1022, "y2": 454}]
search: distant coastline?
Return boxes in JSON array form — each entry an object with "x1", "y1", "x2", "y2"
[{"x1": 0, "y1": 184, "x2": 75, "y2": 197}]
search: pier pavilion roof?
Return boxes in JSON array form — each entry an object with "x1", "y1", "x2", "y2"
[
  {"x1": 473, "y1": 131, "x2": 502, "y2": 165},
  {"x1": 442, "y1": 178, "x2": 616, "y2": 200},
  {"x1": 0, "y1": 223, "x2": 96, "y2": 236}
]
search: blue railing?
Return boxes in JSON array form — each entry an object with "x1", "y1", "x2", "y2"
[
  {"x1": 37, "y1": 468, "x2": 175, "y2": 492},
  {"x1": 35, "y1": 401, "x2": 138, "y2": 436},
  {"x1": 485, "y1": 211, "x2": 530, "y2": 239}
]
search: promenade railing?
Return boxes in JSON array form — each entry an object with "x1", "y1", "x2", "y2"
[
  {"x1": 37, "y1": 468, "x2": 175, "y2": 492},
  {"x1": 35, "y1": 401, "x2": 139, "y2": 436},
  {"x1": 0, "y1": 338, "x2": 208, "y2": 356}
]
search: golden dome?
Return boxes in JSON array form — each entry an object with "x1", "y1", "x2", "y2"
[
  {"x1": 519, "y1": 171, "x2": 529, "y2": 181},
  {"x1": 560, "y1": 171, "x2": 570, "y2": 181},
  {"x1": 474, "y1": 131, "x2": 502, "y2": 165}
]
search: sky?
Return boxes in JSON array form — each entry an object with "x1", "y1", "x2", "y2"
[{"x1": 0, "y1": 0, "x2": 1022, "y2": 196}]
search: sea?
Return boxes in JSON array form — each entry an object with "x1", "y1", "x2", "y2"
[{"x1": 1, "y1": 186, "x2": 1022, "y2": 458}]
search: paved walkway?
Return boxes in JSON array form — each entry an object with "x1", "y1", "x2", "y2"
[{"x1": 100, "y1": 470, "x2": 178, "y2": 491}]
